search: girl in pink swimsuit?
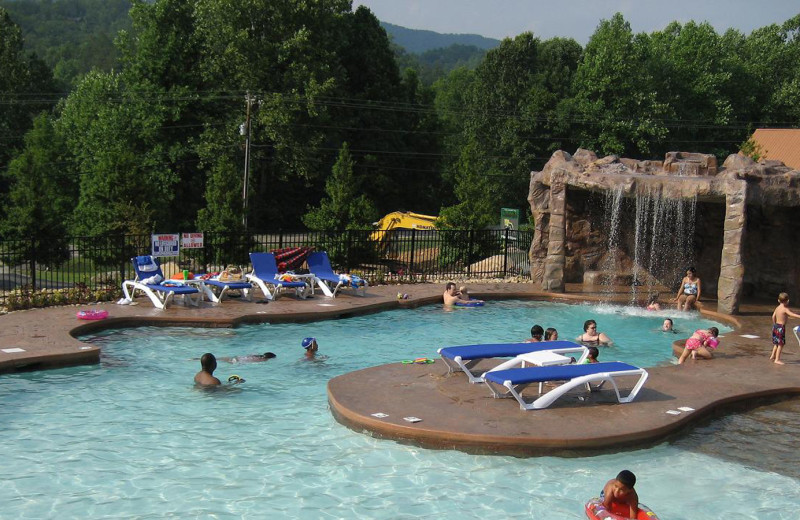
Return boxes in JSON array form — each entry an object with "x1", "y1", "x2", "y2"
[{"x1": 678, "y1": 327, "x2": 720, "y2": 364}]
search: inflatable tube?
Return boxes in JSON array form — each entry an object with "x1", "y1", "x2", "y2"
[
  {"x1": 76, "y1": 309, "x2": 109, "y2": 320},
  {"x1": 585, "y1": 497, "x2": 659, "y2": 520},
  {"x1": 454, "y1": 299, "x2": 485, "y2": 307}
]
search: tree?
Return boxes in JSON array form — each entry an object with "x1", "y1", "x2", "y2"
[
  {"x1": 568, "y1": 13, "x2": 669, "y2": 157},
  {"x1": 303, "y1": 143, "x2": 377, "y2": 231},
  {"x1": 0, "y1": 113, "x2": 74, "y2": 265},
  {"x1": 0, "y1": 7, "x2": 58, "y2": 216},
  {"x1": 439, "y1": 33, "x2": 581, "y2": 227}
]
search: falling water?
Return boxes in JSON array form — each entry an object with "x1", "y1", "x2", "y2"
[
  {"x1": 596, "y1": 183, "x2": 697, "y2": 303},
  {"x1": 598, "y1": 185, "x2": 626, "y2": 295}
]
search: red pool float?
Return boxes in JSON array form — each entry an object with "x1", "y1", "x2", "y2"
[
  {"x1": 585, "y1": 497, "x2": 659, "y2": 520},
  {"x1": 76, "y1": 309, "x2": 109, "y2": 320}
]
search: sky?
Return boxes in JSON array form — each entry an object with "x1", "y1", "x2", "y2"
[{"x1": 352, "y1": 0, "x2": 800, "y2": 43}]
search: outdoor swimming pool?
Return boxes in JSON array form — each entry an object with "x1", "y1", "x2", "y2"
[{"x1": 1, "y1": 300, "x2": 798, "y2": 519}]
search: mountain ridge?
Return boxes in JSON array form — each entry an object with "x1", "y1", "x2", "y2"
[{"x1": 380, "y1": 21, "x2": 500, "y2": 54}]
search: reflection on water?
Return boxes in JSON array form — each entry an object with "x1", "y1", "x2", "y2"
[{"x1": 673, "y1": 397, "x2": 800, "y2": 479}]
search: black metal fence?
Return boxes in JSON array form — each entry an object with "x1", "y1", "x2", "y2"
[{"x1": 0, "y1": 228, "x2": 531, "y2": 307}]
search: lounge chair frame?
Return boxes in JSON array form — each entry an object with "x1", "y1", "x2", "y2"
[
  {"x1": 437, "y1": 341, "x2": 588, "y2": 384},
  {"x1": 307, "y1": 251, "x2": 368, "y2": 298},
  {"x1": 482, "y1": 362, "x2": 649, "y2": 410},
  {"x1": 246, "y1": 252, "x2": 311, "y2": 300},
  {"x1": 201, "y1": 279, "x2": 252, "y2": 303},
  {"x1": 122, "y1": 256, "x2": 201, "y2": 310}
]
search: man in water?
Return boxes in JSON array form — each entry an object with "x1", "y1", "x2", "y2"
[
  {"x1": 218, "y1": 352, "x2": 276, "y2": 364},
  {"x1": 443, "y1": 282, "x2": 460, "y2": 306},
  {"x1": 194, "y1": 353, "x2": 221, "y2": 386},
  {"x1": 302, "y1": 337, "x2": 319, "y2": 359}
]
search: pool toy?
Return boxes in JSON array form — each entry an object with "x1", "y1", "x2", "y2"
[
  {"x1": 401, "y1": 357, "x2": 435, "y2": 364},
  {"x1": 584, "y1": 497, "x2": 659, "y2": 520},
  {"x1": 228, "y1": 375, "x2": 245, "y2": 384},
  {"x1": 76, "y1": 309, "x2": 109, "y2": 320},
  {"x1": 454, "y1": 299, "x2": 484, "y2": 307}
]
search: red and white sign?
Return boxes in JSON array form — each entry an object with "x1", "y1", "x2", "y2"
[{"x1": 181, "y1": 232, "x2": 204, "y2": 249}]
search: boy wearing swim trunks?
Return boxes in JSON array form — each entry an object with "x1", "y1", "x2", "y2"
[
  {"x1": 770, "y1": 293, "x2": 800, "y2": 365},
  {"x1": 601, "y1": 470, "x2": 639, "y2": 519}
]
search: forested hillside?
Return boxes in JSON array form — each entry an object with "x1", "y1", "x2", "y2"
[
  {"x1": 380, "y1": 21, "x2": 500, "y2": 53},
  {"x1": 1, "y1": 1, "x2": 799, "y2": 256},
  {"x1": 0, "y1": 0, "x2": 131, "y2": 86}
]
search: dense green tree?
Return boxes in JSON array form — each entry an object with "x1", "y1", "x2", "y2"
[
  {"x1": 0, "y1": 7, "x2": 58, "y2": 202},
  {"x1": 57, "y1": 70, "x2": 181, "y2": 236},
  {"x1": 303, "y1": 143, "x2": 377, "y2": 231},
  {"x1": 0, "y1": 113, "x2": 74, "y2": 265},
  {"x1": 643, "y1": 21, "x2": 739, "y2": 157},
  {"x1": 439, "y1": 33, "x2": 581, "y2": 227},
  {"x1": 568, "y1": 13, "x2": 670, "y2": 157}
]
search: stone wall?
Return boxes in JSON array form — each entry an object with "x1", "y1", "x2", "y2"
[{"x1": 528, "y1": 148, "x2": 800, "y2": 313}]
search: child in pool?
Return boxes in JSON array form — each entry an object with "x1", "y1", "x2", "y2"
[
  {"x1": 661, "y1": 318, "x2": 676, "y2": 333},
  {"x1": 544, "y1": 327, "x2": 558, "y2": 341},
  {"x1": 646, "y1": 293, "x2": 661, "y2": 311},
  {"x1": 601, "y1": 470, "x2": 639, "y2": 519},
  {"x1": 458, "y1": 286, "x2": 470, "y2": 300},
  {"x1": 583, "y1": 346, "x2": 599, "y2": 364},
  {"x1": 677, "y1": 327, "x2": 720, "y2": 364}
]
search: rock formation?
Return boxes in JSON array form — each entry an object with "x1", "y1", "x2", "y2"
[{"x1": 528, "y1": 149, "x2": 800, "y2": 314}]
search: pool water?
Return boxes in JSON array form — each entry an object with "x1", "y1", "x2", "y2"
[{"x1": 1, "y1": 300, "x2": 798, "y2": 519}]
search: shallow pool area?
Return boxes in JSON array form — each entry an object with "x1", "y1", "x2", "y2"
[{"x1": 1, "y1": 300, "x2": 798, "y2": 519}]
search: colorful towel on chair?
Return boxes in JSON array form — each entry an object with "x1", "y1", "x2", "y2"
[
  {"x1": 272, "y1": 246, "x2": 314, "y2": 273},
  {"x1": 338, "y1": 273, "x2": 366, "y2": 287}
]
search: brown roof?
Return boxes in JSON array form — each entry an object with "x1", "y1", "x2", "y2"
[{"x1": 751, "y1": 128, "x2": 800, "y2": 170}]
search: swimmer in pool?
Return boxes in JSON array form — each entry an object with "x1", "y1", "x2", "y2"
[
  {"x1": 194, "y1": 353, "x2": 221, "y2": 386},
  {"x1": 218, "y1": 352, "x2": 277, "y2": 364}
]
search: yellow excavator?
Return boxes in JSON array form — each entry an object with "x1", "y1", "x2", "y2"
[{"x1": 370, "y1": 211, "x2": 438, "y2": 250}]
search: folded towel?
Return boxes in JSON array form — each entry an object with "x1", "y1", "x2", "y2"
[{"x1": 141, "y1": 274, "x2": 164, "y2": 285}]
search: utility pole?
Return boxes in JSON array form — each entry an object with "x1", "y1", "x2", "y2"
[{"x1": 241, "y1": 92, "x2": 254, "y2": 229}]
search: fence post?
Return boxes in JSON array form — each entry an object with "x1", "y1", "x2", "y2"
[
  {"x1": 467, "y1": 229, "x2": 473, "y2": 277},
  {"x1": 119, "y1": 234, "x2": 127, "y2": 284},
  {"x1": 278, "y1": 229, "x2": 283, "y2": 250},
  {"x1": 29, "y1": 237, "x2": 36, "y2": 290},
  {"x1": 409, "y1": 228, "x2": 416, "y2": 275},
  {"x1": 503, "y1": 227, "x2": 509, "y2": 278}
]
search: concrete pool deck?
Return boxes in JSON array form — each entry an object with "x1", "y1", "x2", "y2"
[{"x1": 1, "y1": 282, "x2": 799, "y2": 455}]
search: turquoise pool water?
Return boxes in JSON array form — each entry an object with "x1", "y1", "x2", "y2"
[{"x1": 1, "y1": 300, "x2": 798, "y2": 519}]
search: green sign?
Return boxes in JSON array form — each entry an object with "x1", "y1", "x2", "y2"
[{"x1": 500, "y1": 208, "x2": 520, "y2": 230}]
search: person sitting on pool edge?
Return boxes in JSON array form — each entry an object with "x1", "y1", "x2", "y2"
[
  {"x1": 526, "y1": 324, "x2": 544, "y2": 342},
  {"x1": 443, "y1": 282, "x2": 460, "y2": 306},
  {"x1": 218, "y1": 352, "x2": 276, "y2": 364},
  {"x1": 601, "y1": 470, "x2": 639, "y2": 519},
  {"x1": 577, "y1": 319, "x2": 612, "y2": 345},
  {"x1": 194, "y1": 353, "x2": 221, "y2": 386},
  {"x1": 302, "y1": 337, "x2": 319, "y2": 359}
]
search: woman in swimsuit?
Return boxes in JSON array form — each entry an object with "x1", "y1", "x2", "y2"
[
  {"x1": 677, "y1": 327, "x2": 719, "y2": 364},
  {"x1": 576, "y1": 319, "x2": 612, "y2": 345},
  {"x1": 674, "y1": 267, "x2": 701, "y2": 311}
]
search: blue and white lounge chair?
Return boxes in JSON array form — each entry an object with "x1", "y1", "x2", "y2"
[
  {"x1": 121, "y1": 256, "x2": 201, "y2": 309},
  {"x1": 246, "y1": 252, "x2": 311, "y2": 300},
  {"x1": 482, "y1": 362, "x2": 649, "y2": 410},
  {"x1": 307, "y1": 251, "x2": 368, "y2": 297},
  {"x1": 202, "y1": 277, "x2": 253, "y2": 303},
  {"x1": 438, "y1": 340, "x2": 588, "y2": 384}
]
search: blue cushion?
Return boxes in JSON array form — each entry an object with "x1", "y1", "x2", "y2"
[
  {"x1": 439, "y1": 341, "x2": 582, "y2": 361},
  {"x1": 484, "y1": 362, "x2": 639, "y2": 385}
]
